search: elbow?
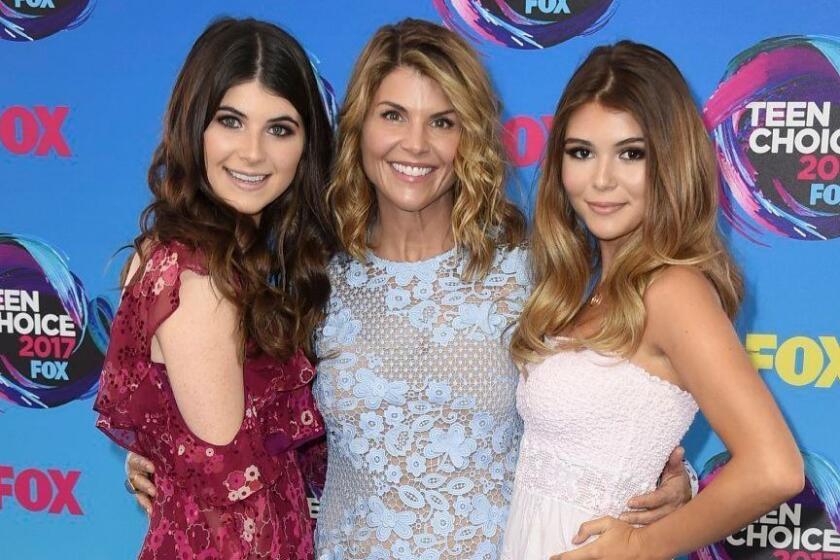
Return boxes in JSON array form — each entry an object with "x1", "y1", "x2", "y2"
[{"x1": 765, "y1": 451, "x2": 806, "y2": 503}]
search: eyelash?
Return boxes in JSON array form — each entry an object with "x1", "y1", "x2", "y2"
[
  {"x1": 216, "y1": 115, "x2": 293, "y2": 137},
  {"x1": 431, "y1": 117, "x2": 455, "y2": 129},
  {"x1": 217, "y1": 115, "x2": 241, "y2": 129},
  {"x1": 564, "y1": 147, "x2": 646, "y2": 160},
  {"x1": 380, "y1": 110, "x2": 456, "y2": 129},
  {"x1": 620, "y1": 148, "x2": 645, "y2": 160},
  {"x1": 565, "y1": 147, "x2": 591, "y2": 159}
]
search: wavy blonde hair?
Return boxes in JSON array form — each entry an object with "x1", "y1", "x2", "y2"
[
  {"x1": 511, "y1": 41, "x2": 743, "y2": 364},
  {"x1": 327, "y1": 18, "x2": 524, "y2": 278}
]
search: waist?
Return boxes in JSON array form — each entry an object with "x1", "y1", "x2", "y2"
[{"x1": 513, "y1": 440, "x2": 659, "y2": 517}]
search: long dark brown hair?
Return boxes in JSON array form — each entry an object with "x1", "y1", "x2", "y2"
[{"x1": 131, "y1": 18, "x2": 335, "y2": 361}]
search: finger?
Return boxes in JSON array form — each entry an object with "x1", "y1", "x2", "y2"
[
  {"x1": 127, "y1": 452, "x2": 156, "y2": 476},
  {"x1": 627, "y1": 486, "x2": 672, "y2": 510},
  {"x1": 135, "y1": 455, "x2": 155, "y2": 475},
  {"x1": 619, "y1": 505, "x2": 673, "y2": 525},
  {"x1": 135, "y1": 494, "x2": 153, "y2": 515},
  {"x1": 130, "y1": 472, "x2": 157, "y2": 499},
  {"x1": 573, "y1": 516, "x2": 613, "y2": 544},
  {"x1": 552, "y1": 542, "x2": 597, "y2": 560},
  {"x1": 665, "y1": 446, "x2": 685, "y2": 468}
]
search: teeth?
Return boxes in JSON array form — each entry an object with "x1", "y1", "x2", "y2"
[
  {"x1": 228, "y1": 169, "x2": 268, "y2": 183},
  {"x1": 391, "y1": 162, "x2": 433, "y2": 177}
]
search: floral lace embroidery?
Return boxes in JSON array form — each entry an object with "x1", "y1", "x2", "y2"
[{"x1": 314, "y1": 246, "x2": 529, "y2": 560}]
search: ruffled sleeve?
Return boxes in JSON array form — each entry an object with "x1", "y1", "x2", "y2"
[
  {"x1": 93, "y1": 240, "x2": 206, "y2": 454},
  {"x1": 94, "y1": 240, "x2": 325, "y2": 509},
  {"x1": 169, "y1": 349, "x2": 325, "y2": 509}
]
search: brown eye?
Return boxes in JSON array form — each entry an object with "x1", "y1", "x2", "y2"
[
  {"x1": 620, "y1": 148, "x2": 646, "y2": 161},
  {"x1": 565, "y1": 147, "x2": 591, "y2": 159},
  {"x1": 381, "y1": 110, "x2": 403, "y2": 122}
]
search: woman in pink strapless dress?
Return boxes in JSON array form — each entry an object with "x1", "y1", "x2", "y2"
[{"x1": 505, "y1": 41, "x2": 804, "y2": 560}]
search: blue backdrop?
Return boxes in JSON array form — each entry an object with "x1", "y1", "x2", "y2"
[{"x1": 2, "y1": 2, "x2": 838, "y2": 559}]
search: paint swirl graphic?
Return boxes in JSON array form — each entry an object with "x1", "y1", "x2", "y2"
[
  {"x1": 432, "y1": 0, "x2": 616, "y2": 50},
  {"x1": 704, "y1": 36, "x2": 840, "y2": 243}
]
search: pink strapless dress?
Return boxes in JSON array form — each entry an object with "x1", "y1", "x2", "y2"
[{"x1": 501, "y1": 348, "x2": 698, "y2": 560}]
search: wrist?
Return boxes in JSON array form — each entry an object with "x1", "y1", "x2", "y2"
[{"x1": 632, "y1": 526, "x2": 666, "y2": 560}]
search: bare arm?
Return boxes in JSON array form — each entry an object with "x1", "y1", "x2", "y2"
[
  {"x1": 123, "y1": 257, "x2": 245, "y2": 513},
  {"x1": 155, "y1": 269, "x2": 244, "y2": 446},
  {"x1": 558, "y1": 267, "x2": 804, "y2": 560}
]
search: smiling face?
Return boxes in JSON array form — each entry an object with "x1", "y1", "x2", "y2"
[
  {"x1": 360, "y1": 66, "x2": 461, "y2": 222},
  {"x1": 561, "y1": 101, "x2": 648, "y2": 250},
  {"x1": 203, "y1": 79, "x2": 305, "y2": 222}
]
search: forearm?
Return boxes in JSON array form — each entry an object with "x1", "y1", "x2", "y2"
[{"x1": 638, "y1": 455, "x2": 801, "y2": 559}]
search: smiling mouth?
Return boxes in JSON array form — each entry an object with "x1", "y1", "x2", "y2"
[
  {"x1": 390, "y1": 162, "x2": 435, "y2": 179},
  {"x1": 225, "y1": 167, "x2": 270, "y2": 189}
]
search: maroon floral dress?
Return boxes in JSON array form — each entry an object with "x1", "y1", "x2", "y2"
[{"x1": 94, "y1": 241, "x2": 325, "y2": 560}]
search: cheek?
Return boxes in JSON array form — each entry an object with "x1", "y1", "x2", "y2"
[
  {"x1": 278, "y1": 140, "x2": 305, "y2": 172},
  {"x1": 622, "y1": 166, "x2": 648, "y2": 202},
  {"x1": 360, "y1": 130, "x2": 390, "y2": 180},
  {"x1": 437, "y1": 134, "x2": 460, "y2": 168},
  {"x1": 560, "y1": 163, "x2": 588, "y2": 197},
  {"x1": 203, "y1": 126, "x2": 240, "y2": 173}
]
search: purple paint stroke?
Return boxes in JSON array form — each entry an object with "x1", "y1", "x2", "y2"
[
  {"x1": 434, "y1": 0, "x2": 617, "y2": 50},
  {"x1": 704, "y1": 36, "x2": 840, "y2": 242}
]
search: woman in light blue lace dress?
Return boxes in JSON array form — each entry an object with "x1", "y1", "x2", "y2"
[
  {"x1": 312, "y1": 20, "x2": 690, "y2": 560},
  {"x1": 125, "y1": 19, "x2": 693, "y2": 560}
]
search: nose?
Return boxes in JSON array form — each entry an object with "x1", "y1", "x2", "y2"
[
  {"x1": 400, "y1": 119, "x2": 430, "y2": 155},
  {"x1": 239, "y1": 129, "x2": 267, "y2": 164},
  {"x1": 593, "y1": 156, "x2": 617, "y2": 191}
]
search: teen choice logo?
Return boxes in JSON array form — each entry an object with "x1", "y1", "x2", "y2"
[
  {"x1": 0, "y1": 234, "x2": 112, "y2": 408},
  {"x1": 704, "y1": 36, "x2": 840, "y2": 242},
  {"x1": 0, "y1": 0, "x2": 93, "y2": 42},
  {"x1": 691, "y1": 451, "x2": 840, "y2": 559},
  {"x1": 432, "y1": 0, "x2": 617, "y2": 49}
]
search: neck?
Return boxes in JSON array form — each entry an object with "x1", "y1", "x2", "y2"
[{"x1": 369, "y1": 196, "x2": 455, "y2": 262}]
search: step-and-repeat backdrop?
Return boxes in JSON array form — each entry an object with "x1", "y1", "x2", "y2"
[{"x1": 3, "y1": 2, "x2": 838, "y2": 558}]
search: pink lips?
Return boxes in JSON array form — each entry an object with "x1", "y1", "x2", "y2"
[{"x1": 586, "y1": 201, "x2": 627, "y2": 215}]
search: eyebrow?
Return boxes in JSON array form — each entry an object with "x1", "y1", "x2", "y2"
[
  {"x1": 217, "y1": 105, "x2": 300, "y2": 127},
  {"x1": 563, "y1": 136, "x2": 645, "y2": 147},
  {"x1": 376, "y1": 101, "x2": 456, "y2": 119}
]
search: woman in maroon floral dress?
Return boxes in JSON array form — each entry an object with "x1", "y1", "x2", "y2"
[{"x1": 94, "y1": 18, "x2": 334, "y2": 560}]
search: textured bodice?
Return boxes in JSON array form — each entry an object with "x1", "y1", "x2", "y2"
[
  {"x1": 514, "y1": 347, "x2": 698, "y2": 517},
  {"x1": 313, "y1": 246, "x2": 530, "y2": 560}
]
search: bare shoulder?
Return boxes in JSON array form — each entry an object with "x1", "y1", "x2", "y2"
[
  {"x1": 643, "y1": 265, "x2": 727, "y2": 348},
  {"x1": 644, "y1": 265, "x2": 720, "y2": 313},
  {"x1": 177, "y1": 271, "x2": 231, "y2": 315}
]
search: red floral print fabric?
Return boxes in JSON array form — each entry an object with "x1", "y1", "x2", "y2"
[{"x1": 94, "y1": 241, "x2": 324, "y2": 559}]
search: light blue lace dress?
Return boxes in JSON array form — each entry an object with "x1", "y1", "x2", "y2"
[{"x1": 313, "y1": 245, "x2": 530, "y2": 560}]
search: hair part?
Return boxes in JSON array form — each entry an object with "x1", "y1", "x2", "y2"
[
  {"x1": 130, "y1": 17, "x2": 336, "y2": 362},
  {"x1": 511, "y1": 40, "x2": 743, "y2": 364},
  {"x1": 327, "y1": 18, "x2": 524, "y2": 278}
]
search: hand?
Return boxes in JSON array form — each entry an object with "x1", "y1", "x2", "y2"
[
  {"x1": 550, "y1": 516, "x2": 647, "y2": 560},
  {"x1": 620, "y1": 446, "x2": 691, "y2": 525},
  {"x1": 125, "y1": 451, "x2": 156, "y2": 515}
]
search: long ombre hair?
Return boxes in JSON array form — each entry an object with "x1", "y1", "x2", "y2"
[
  {"x1": 131, "y1": 18, "x2": 335, "y2": 361},
  {"x1": 511, "y1": 41, "x2": 742, "y2": 364},
  {"x1": 327, "y1": 18, "x2": 524, "y2": 278}
]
